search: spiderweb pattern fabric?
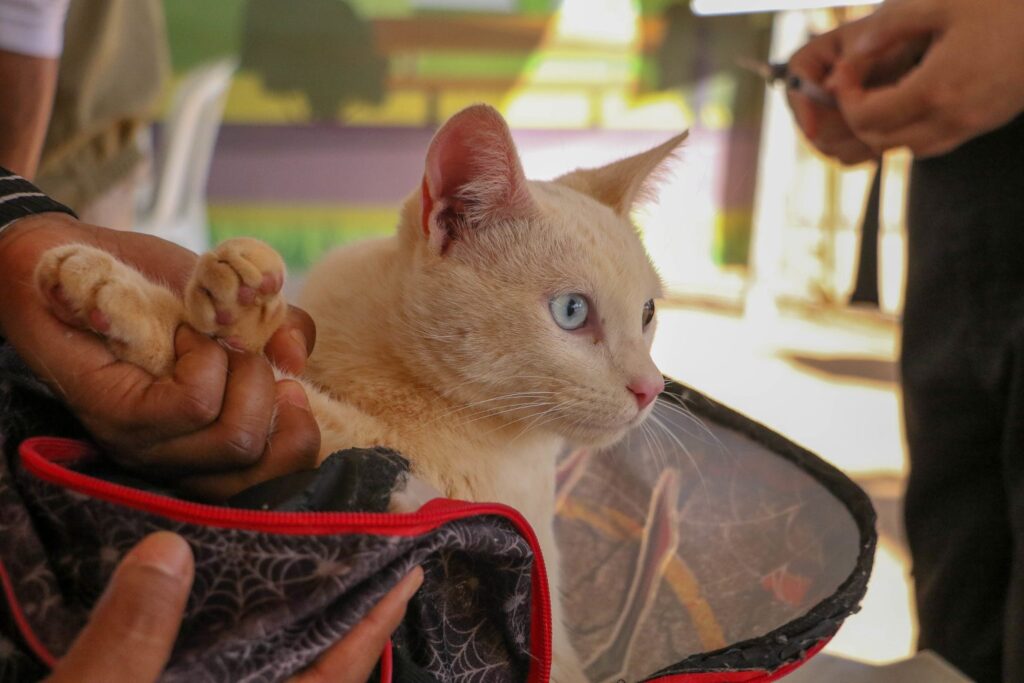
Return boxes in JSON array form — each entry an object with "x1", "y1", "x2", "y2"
[{"x1": 0, "y1": 439, "x2": 538, "y2": 683}]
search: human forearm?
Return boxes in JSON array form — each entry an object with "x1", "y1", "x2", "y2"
[
  {"x1": 829, "y1": 0, "x2": 1024, "y2": 157},
  {"x1": 0, "y1": 48, "x2": 58, "y2": 178}
]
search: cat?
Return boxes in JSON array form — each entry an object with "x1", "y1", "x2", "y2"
[{"x1": 35, "y1": 104, "x2": 686, "y2": 682}]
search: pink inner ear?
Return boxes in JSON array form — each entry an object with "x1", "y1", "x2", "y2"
[
  {"x1": 425, "y1": 123, "x2": 477, "y2": 203},
  {"x1": 423, "y1": 104, "x2": 530, "y2": 212},
  {"x1": 420, "y1": 105, "x2": 533, "y2": 254}
]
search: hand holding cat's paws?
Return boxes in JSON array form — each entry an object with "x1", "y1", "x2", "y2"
[
  {"x1": 35, "y1": 244, "x2": 181, "y2": 376},
  {"x1": 185, "y1": 238, "x2": 288, "y2": 353}
]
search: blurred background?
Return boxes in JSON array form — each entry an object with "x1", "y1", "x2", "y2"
[{"x1": 145, "y1": 0, "x2": 912, "y2": 672}]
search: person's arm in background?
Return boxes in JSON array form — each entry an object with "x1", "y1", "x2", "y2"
[
  {"x1": 786, "y1": 26, "x2": 878, "y2": 166},
  {"x1": 45, "y1": 532, "x2": 424, "y2": 683},
  {"x1": 787, "y1": 0, "x2": 1024, "y2": 163},
  {"x1": 828, "y1": 0, "x2": 1024, "y2": 158},
  {"x1": 0, "y1": 0, "x2": 321, "y2": 499},
  {"x1": 0, "y1": 0, "x2": 69, "y2": 178}
]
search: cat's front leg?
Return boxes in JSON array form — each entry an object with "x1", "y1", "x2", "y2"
[
  {"x1": 35, "y1": 244, "x2": 184, "y2": 375},
  {"x1": 184, "y1": 238, "x2": 288, "y2": 353}
]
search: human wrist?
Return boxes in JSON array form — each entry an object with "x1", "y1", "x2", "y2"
[{"x1": 0, "y1": 169, "x2": 77, "y2": 243}]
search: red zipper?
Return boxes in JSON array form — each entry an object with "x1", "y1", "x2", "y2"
[
  {"x1": 16, "y1": 436, "x2": 553, "y2": 682},
  {"x1": 648, "y1": 638, "x2": 830, "y2": 682}
]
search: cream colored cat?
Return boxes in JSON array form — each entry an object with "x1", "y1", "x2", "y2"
[{"x1": 35, "y1": 105, "x2": 685, "y2": 682}]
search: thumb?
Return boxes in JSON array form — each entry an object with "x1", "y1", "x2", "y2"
[{"x1": 47, "y1": 532, "x2": 195, "y2": 683}]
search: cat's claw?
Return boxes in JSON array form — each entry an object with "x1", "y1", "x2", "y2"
[
  {"x1": 35, "y1": 244, "x2": 180, "y2": 376},
  {"x1": 184, "y1": 238, "x2": 288, "y2": 352}
]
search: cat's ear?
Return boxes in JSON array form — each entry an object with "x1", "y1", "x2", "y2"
[
  {"x1": 420, "y1": 104, "x2": 534, "y2": 255},
  {"x1": 555, "y1": 131, "x2": 688, "y2": 217}
]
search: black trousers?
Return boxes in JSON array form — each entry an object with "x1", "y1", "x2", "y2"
[{"x1": 902, "y1": 114, "x2": 1024, "y2": 682}]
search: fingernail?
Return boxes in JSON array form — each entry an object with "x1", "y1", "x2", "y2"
[
  {"x1": 277, "y1": 379, "x2": 310, "y2": 411},
  {"x1": 224, "y1": 335, "x2": 246, "y2": 351},
  {"x1": 395, "y1": 566, "x2": 425, "y2": 601},
  {"x1": 131, "y1": 532, "x2": 193, "y2": 580}
]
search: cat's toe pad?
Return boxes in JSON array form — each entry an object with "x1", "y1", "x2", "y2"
[
  {"x1": 185, "y1": 238, "x2": 287, "y2": 352},
  {"x1": 34, "y1": 244, "x2": 179, "y2": 375}
]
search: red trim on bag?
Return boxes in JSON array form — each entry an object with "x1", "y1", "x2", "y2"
[
  {"x1": 0, "y1": 559, "x2": 57, "y2": 668},
  {"x1": 647, "y1": 638, "x2": 830, "y2": 682},
  {"x1": 380, "y1": 639, "x2": 393, "y2": 683},
  {"x1": 17, "y1": 437, "x2": 552, "y2": 683}
]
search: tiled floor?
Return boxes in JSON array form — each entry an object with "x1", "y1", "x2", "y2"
[{"x1": 651, "y1": 301, "x2": 915, "y2": 666}]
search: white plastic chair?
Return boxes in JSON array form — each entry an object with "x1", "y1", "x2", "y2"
[{"x1": 135, "y1": 58, "x2": 238, "y2": 253}]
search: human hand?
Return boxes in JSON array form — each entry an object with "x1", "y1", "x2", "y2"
[
  {"x1": 828, "y1": 0, "x2": 1024, "y2": 157},
  {"x1": 787, "y1": 28, "x2": 878, "y2": 165},
  {"x1": 0, "y1": 213, "x2": 320, "y2": 499},
  {"x1": 45, "y1": 532, "x2": 424, "y2": 683}
]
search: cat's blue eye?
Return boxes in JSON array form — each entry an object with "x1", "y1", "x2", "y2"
[{"x1": 550, "y1": 293, "x2": 589, "y2": 331}]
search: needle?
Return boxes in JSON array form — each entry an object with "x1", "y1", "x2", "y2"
[{"x1": 737, "y1": 57, "x2": 837, "y2": 108}]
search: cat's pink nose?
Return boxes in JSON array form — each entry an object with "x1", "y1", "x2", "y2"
[{"x1": 628, "y1": 377, "x2": 664, "y2": 410}]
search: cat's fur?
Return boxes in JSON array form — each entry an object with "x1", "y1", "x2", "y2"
[{"x1": 35, "y1": 105, "x2": 685, "y2": 682}]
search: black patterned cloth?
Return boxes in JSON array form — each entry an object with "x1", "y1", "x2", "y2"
[{"x1": 0, "y1": 348, "x2": 546, "y2": 683}]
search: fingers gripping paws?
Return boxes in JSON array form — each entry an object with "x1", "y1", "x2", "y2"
[
  {"x1": 184, "y1": 238, "x2": 288, "y2": 353},
  {"x1": 35, "y1": 244, "x2": 182, "y2": 376}
]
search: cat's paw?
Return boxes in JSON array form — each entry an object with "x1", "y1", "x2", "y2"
[
  {"x1": 184, "y1": 238, "x2": 288, "y2": 352},
  {"x1": 35, "y1": 244, "x2": 182, "y2": 375}
]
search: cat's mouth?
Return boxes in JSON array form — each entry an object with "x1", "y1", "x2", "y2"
[{"x1": 555, "y1": 411, "x2": 641, "y2": 447}]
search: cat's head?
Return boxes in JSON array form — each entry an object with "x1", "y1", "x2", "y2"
[{"x1": 398, "y1": 105, "x2": 685, "y2": 448}]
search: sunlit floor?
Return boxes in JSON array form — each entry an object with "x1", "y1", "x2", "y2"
[{"x1": 652, "y1": 301, "x2": 915, "y2": 666}]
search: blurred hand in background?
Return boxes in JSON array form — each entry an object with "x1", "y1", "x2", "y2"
[{"x1": 787, "y1": 0, "x2": 1024, "y2": 161}]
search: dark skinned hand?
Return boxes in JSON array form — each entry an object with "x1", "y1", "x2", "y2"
[
  {"x1": 45, "y1": 532, "x2": 424, "y2": 683},
  {"x1": 828, "y1": 0, "x2": 1024, "y2": 158},
  {"x1": 0, "y1": 213, "x2": 321, "y2": 499}
]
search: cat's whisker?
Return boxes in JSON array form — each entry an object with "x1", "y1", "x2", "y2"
[
  {"x1": 414, "y1": 391, "x2": 558, "y2": 429},
  {"x1": 648, "y1": 412, "x2": 710, "y2": 506},
  {"x1": 494, "y1": 403, "x2": 565, "y2": 439},
  {"x1": 514, "y1": 411, "x2": 569, "y2": 442},
  {"x1": 635, "y1": 420, "x2": 657, "y2": 479},
  {"x1": 433, "y1": 391, "x2": 557, "y2": 420},
  {"x1": 454, "y1": 400, "x2": 555, "y2": 429},
  {"x1": 652, "y1": 399, "x2": 736, "y2": 464},
  {"x1": 509, "y1": 401, "x2": 574, "y2": 442},
  {"x1": 24, "y1": 351, "x2": 69, "y2": 398},
  {"x1": 444, "y1": 399, "x2": 556, "y2": 427},
  {"x1": 457, "y1": 400, "x2": 563, "y2": 428},
  {"x1": 640, "y1": 418, "x2": 669, "y2": 480}
]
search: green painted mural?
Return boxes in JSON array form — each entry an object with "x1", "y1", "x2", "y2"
[{"x1": 162, "y1": 0, "x2": 772, "y2": 281}]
